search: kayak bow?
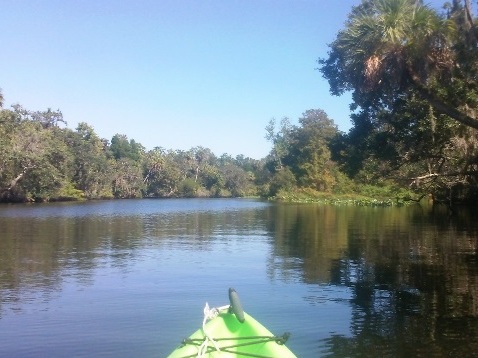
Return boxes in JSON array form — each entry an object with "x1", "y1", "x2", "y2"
[{"x1": 167, "y1": 288, "x2": 297, "y2": 358}]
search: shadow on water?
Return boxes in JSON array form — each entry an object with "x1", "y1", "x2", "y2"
[{"x1": 267, "y1": 203, "x2": 478, "y2": 357}]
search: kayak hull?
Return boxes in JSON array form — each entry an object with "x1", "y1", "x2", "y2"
[{"x1": 167, "y1": 311, "x2": 297, "y2": 357}]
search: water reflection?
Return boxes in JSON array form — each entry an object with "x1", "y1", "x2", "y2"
[
  {"x1": 267, "y1": 203, "x2": 478, "y2": 356},
  {"x1": 0, "y1": 199, "x2": 271, "y2": 316},
  {"x1": 1, "y1": 199, "x2": 478, "y2": 356}
]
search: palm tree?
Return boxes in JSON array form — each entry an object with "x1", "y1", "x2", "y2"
[{"x1": 320, "y1": 0, "x2": 478, "y2": 130}]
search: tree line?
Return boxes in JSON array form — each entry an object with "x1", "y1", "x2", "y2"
[
  {"x1": 1, "y1": 0, "x2": 477, "y2": 205},
  {"x1": 0, "y1": 100, "x2": 269, "y2": 202},
  {"x1": 0, "y1": 97, "x2": 414, "y2": 204},
  {"x1": 0, "y1": 92, "x2": 357, "y2": 203}
]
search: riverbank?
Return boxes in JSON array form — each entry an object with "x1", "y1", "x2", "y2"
[{"x1": 271, "y1": 187, "x2": 419, "y2": 207}]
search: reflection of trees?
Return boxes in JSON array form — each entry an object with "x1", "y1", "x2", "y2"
[
  {"x1": 268, "y1": 203, "x2": 478, "y2": 356},
  {"x1": 266, "y1": 204, "x2": 350, "y2": 283},
  {"x1": 0, "y1": 204, "x2": 268, "y2": 315}
]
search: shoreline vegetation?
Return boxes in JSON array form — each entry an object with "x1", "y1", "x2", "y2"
[
  {"x1": 272, "y1": 190, "x2": 412, "y2": 207},
  {"x1": 1, "y1": 1, "x2": 477, "y2": 208},
  {"x1": 0, "y1": 100, "x2": 425, "y2": 208},
  {"x1": 0, "y1": 94, "x2": 472, "y2": 209}
]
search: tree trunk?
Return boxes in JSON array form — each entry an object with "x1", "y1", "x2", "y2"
[
  {"x1": 0, "y1": 168, "x2": 29, "y2": 200},
  {"x1": 7, "y1": 167, "x2": 30, "y2": 191},
  {"x1": 464, "y1": 0, "x2": 478, "y2": 45}
]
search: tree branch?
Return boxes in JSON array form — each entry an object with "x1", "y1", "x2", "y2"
[
  {"x1": 412, "y1": 80, "x2": 478, "y2": 130},
  {"x1": 406, "y1": 170, "x2": 478, "y2": 185}
]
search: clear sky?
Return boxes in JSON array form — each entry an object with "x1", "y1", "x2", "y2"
[{"x1": 0, "y1": 0, "x2": 446, "y2": 159}]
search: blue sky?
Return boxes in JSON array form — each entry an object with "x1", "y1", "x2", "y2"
[{"x1": 0, "y1": 0, "x2": 446, "y2": 159}]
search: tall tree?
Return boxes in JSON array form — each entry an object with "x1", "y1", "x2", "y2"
[
  {"x1": 70, "y1": 123, "x2": 113, "y2": 199},
  {"x1": 319, "y1": 0, "x2": 478, "y2": 130},
  {"x1": 265, "y1": 117, "x2": 292, "y2": 170},
  {"x1": 283, "y1": 109, "x2": 340, "y2": 191},
  {"x1": 110, "y1": 134, "x2": 145, "y2": 161}
]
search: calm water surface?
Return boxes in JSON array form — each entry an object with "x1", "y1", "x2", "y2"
[{"x1": 0, "y1": 198, "x2": 477, "y2": 357}]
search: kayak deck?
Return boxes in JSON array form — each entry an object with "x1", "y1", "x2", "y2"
[{"x1": 167, "y1": 311, "x2": 296, "y2": 357}]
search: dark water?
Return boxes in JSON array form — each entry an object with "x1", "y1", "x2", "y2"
[{"x1": 0, "y1": 199, "x2": 477, "y2": 357}]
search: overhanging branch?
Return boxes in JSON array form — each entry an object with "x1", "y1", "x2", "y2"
[{"x1": 413, "y1": 84, "x2": 478, "y2": 130}]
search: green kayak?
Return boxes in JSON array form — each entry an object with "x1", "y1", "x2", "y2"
[{"x1": 167, "y1": 288, "x2": 297, "y2": 358}]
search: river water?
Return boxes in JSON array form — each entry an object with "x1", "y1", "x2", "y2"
[{"x1": 0, "y1": 198, "x2": 477, "y2": 357}]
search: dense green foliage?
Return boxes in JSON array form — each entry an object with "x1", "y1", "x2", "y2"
[{"x1": 319, "y1": 0, "x2": 478, "y2": 205}]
